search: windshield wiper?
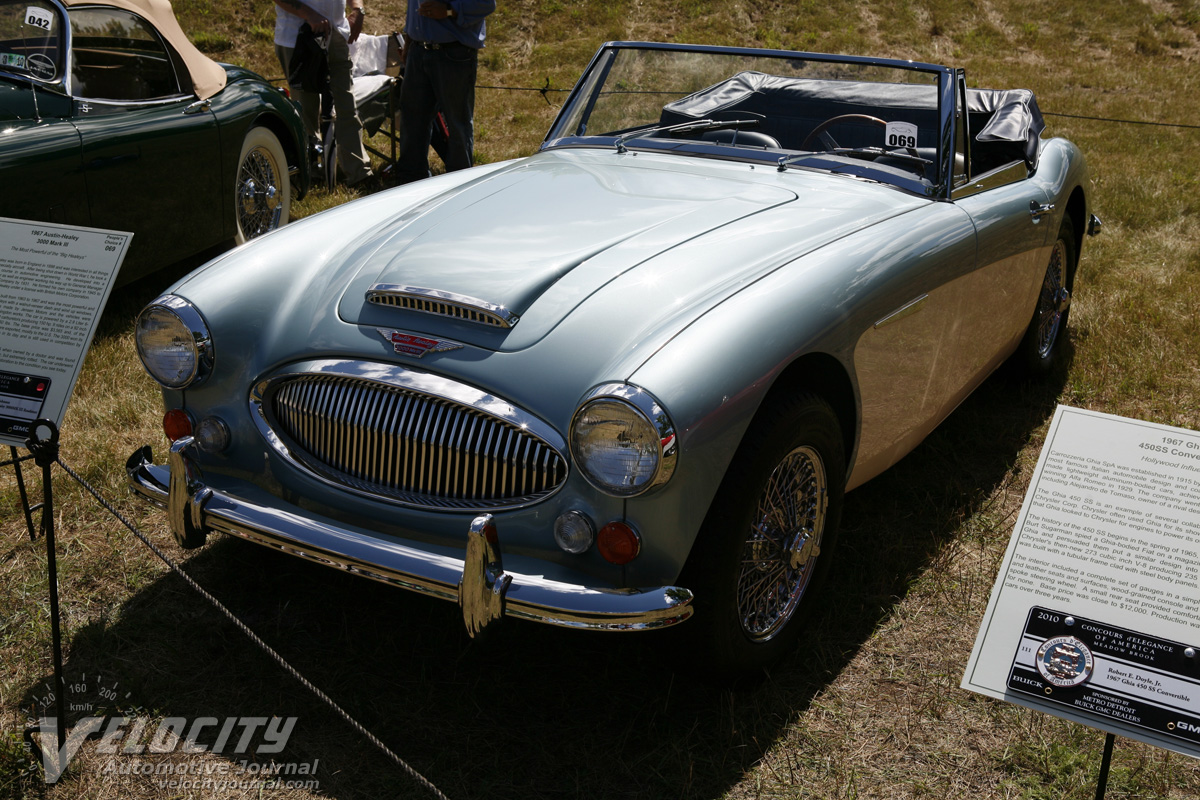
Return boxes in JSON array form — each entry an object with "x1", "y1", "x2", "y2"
[
  {"x1": 825, "y1": 147, "x2": 932, "y2": 165},
  {"x1": 778, "y1": 147, "x2": 932, "y2": 171},
  {"x1": 614, "y1": 118, "x2": 761, "y2": 153}
]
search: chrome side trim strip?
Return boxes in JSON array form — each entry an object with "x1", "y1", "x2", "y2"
[
  {"x1": 126, "y1": 447, "x2": 694, "y2": 633},
  {"x1": 873, "y1": 294, "x2": 928, "y2": 329},
  {"x1": 366, "y1": 284, "x2": 520, "y2": 329},
  {"x1": 951, "y1": 160, "x2": 1029, "y2": 200}
]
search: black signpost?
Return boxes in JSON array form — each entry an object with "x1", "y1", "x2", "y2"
[
  {"x1": 24, "y1": 420, "x2": 67, "y2": 770},
  {"x1": 1096, "y1": 733, "x2": 1116, "y2": 800}
]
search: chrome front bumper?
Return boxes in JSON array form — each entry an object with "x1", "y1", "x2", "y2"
[{"x1": 126, "y1": 438, "x2": 693, "y2": 635}]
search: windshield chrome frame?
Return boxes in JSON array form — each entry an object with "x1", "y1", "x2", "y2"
[
  {"x1": 543, "y1": 41, "x2": 958, "y2": 200},
  {"x1": 0, "y1": 0, "x2": 71, "y2": 92}
]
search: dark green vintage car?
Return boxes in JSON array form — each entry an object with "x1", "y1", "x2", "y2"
[{"x1": 1, "y1": 0, "x2": 309, "y2": 284}]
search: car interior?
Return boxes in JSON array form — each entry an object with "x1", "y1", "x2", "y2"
[{"x1": 657, "y1": 71, "x2": 1045, "y2": 183}]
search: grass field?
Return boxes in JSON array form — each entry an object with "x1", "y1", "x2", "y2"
[{"x1": 3, "y1": 0, "x2": 1200, "y2": 798}]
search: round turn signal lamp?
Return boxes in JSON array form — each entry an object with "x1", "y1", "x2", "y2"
[
  {"x1": 162, "y1": 408, "x2": 193, "y2": 442},
  {"x1": 597, "y1": 521, "x2": 641, "y2": 565},
  {"x1": 554, "y1": 511, "x2": 595, "y2": 554},
  {"x1": 194, "y1": 416, "x2": 231, "y2": 453}
]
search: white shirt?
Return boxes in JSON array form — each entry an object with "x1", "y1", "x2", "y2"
[{"x1": 274, "y1": 0, "x2": 351, "y2": 48}]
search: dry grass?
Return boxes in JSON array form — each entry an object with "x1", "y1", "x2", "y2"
[{"x1": 4, "y1": 0, "x2": 1200, "y2": 798}]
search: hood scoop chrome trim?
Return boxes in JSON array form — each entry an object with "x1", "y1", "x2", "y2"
[{"x1": 365, "y1": 284, "x2": 520, "y2": 329}]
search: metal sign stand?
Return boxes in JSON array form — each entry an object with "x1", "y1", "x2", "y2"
[
  {"x1": 20, "y1": 420, "x2": 68, "y2": 776},
  {"x1": 2, "y1": 444, "x2": 40, "y2": 541},
  {"x1": 1095, "y1": 733, "x2": 1116, "y2": 800}
]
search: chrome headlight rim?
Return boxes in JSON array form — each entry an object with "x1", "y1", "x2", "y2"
[
  {"x1": 569, "y1": 382, "x2": 677, "y2": 498},
  {"x1": 135, "y1": 294, "x2": 213, "y2": 390}
]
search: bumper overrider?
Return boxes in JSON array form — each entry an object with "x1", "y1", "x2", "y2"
[{"x1": 126, "y1": 438, "x2": 694, "y2": 636}]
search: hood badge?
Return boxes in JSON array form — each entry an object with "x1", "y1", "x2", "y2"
[{"x1": 377, "y1": 328, "x2": 465, "y2": 358}]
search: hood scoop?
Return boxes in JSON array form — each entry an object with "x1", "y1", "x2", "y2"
[{"x1": 366, "y1": 284, "x2": 520, "y2": 329}]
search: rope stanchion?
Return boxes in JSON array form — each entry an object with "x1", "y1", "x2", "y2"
[{"x1": 54, "y1": 455, "x2": 452, "y2": 800}]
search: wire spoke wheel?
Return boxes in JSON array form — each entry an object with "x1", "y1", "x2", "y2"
[
  {"x1": 1034, "y1": 238, "x2": 1069, "y2": 358},
  {"x1": 1012, "y1": 215, "x2": 1077, "y2": 377},
  {"x1": 238, "y1": 146, "x2": 283, "y2": 237},
  {"x1": 680, "y1": 393, "x2": 843, "y2": 678},
  {"x1": 736, "y1": 444, "x2": 827, "y2": 642},
  {"x1": 235, "y1": 127, "x2": 290, "y2": 244}
]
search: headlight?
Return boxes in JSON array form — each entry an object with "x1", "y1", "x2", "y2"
[
  {"x1": 570, "y1": 383, "x2": 677, "y2": 497},
  {"x1": 135, "y1": 295, "x2": 213, "y2": 389}
]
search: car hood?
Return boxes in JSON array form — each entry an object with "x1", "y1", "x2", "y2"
[
  {"x1": 339, "y1": 152, "x2": 787, "y2": 325},
  {"x1": 335, "y1": 149, "x2": 923, "y2": 352}
]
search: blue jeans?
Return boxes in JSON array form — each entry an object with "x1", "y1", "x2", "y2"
[{"x1": 396, "y1": 41, "x2": 478, "y2": 183}]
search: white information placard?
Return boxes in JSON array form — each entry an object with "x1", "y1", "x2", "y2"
[
  {"x1": 0, "y1": 217, "x2": 131, "y2": 447},
  {"x1": 962, "y1": 405, "x2": 1200, "y2": 758}
]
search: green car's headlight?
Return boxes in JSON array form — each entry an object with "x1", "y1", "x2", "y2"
[
  {"x1": 135, "y1": 295, "x2": 213, "y2": 389},
  {"x1": 570, "y1": 384, "x2": 677, "y2": 497}
]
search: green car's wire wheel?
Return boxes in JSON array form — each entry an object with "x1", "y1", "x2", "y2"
[
  {"x1": 235, "y1": 126, "x2": 290, "y2": 244},
  {"x1": 736, "y1": 444, "x2": 827, "y2": 642}
]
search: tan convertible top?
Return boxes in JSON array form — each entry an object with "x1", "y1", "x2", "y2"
[{"x1": 64, "y1": 0, "x2": 227, "y2": 99}]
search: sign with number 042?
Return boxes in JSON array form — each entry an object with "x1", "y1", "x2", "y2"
[{"x1": 25, "y1": 6, "x2": 53, "y2": 29}]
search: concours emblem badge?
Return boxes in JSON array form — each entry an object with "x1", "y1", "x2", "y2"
[
  {"x1": 1036, "y1": 636, "x2": 1094, "y2": 688},
  {"x1": 377, "y1": 328, "x2": 464, "y2": 358}
]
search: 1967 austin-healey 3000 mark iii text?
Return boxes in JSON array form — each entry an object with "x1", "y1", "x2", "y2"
[{"x1": 128, "y1": 42, "x2": 1098, "y2": 674}]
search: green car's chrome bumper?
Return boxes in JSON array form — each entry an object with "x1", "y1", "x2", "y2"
[{"x1": 125, "y1": 438, "x2": 694, "y2": 635}]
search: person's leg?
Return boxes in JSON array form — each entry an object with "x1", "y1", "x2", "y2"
[
  {"x1": 326, "y1": 32, "x2": 373, "y2": 185},
  {"x1": 395, "y1": 44, "x2": 438, "y2": 184},
  {"x1": 275, "y1": 43, "x2": 319, "y2": 142},
  {"x1": 430, "y1": 43, "x2": 478, "y2": 172}
]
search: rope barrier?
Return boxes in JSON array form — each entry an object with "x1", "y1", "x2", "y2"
[
  {"x1": 53, "y1": 456, "x2": 453, "y2": 800},
  {"x1": 1043, "y1": 111, "x2": 1200, "y2": 130},
  {"x1": 270, "y1": 70, "x2": 1200, "y2": 129}
]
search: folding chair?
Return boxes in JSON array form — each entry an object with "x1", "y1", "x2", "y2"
[{"x1": 323, "y1": 33, "x2": 449, "y2": 186}]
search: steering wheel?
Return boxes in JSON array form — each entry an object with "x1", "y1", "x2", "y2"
[{"x1": 801, "y1": 114, "x2": 887, "y2": 150}]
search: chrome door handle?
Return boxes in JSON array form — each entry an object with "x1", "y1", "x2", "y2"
[
  {"x1": 184, "y1": 99, "x2": 211, "y2": 115},
  {"x1": 1029, "y1": 200, "x2": 1055, "y2": 223}
]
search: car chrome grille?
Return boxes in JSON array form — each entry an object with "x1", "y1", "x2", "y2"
[{"x1": 266, "y1": 374, "x2": 566, "y2": 510}]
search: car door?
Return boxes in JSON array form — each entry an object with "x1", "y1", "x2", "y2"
[
  {"x1": 943, "y1": 73, "x2": 1053, "y2": 386},
  {"x1": 951, "y1": 169, "x2": 1051, "y2": 371},
  {"x1": 67, "y1": 4, "x2": 221, "y2": 274},
  {"x1": 0, "y1": 116, "x2": 90, "y2": 225}
]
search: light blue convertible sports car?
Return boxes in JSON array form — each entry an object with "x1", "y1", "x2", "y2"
[{"x1": 128, "y1": 42, "x2": 1099, "y2": 675}]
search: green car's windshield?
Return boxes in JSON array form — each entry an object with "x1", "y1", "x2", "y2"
[
  {"x1": 0, "y1": 0, "x2": 64, "y2": 83},
  {"x1": 546, "y1": 43, "x2": 951, "y2": 196}
]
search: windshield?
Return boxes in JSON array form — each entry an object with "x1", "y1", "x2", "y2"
[
  {"x1": 546, "y1": 43, "x2": 952, "y2": 196},
  {"x1": 0, "y1": 0, "x2": 65, "y2": 84}
]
